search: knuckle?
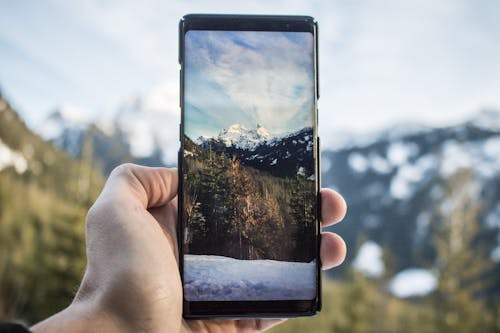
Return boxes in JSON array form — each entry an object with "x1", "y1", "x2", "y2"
[{"x1": 111, "y1": 163, "x2": 137, "y2": 178}]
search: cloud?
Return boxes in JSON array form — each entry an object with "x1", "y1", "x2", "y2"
[
  {"x1": 317, "y1": 0, "x2": 500, "y2": 136},
  {"x1": 1, "y1": 0, "x2": 499, "y2": 144},
  {"x1": 184, "y1": 31, "x2": 314, "y2": 138}
]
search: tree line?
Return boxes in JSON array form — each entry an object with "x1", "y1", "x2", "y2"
[{"x1": 183, "y1": 137, "x2": 316, "y2": 262}]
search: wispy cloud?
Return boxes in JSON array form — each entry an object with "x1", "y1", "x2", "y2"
[{"x1": 185, "y1": 31, "x2": 314, "y2": 138}]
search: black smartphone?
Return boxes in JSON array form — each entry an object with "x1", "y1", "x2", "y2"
[{"x1": 178, "y1": 14, "x2": 320, "y2": 318}]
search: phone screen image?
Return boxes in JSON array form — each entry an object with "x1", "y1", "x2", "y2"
[{"x1": 181, "y1": 25, "x2": 318, "y2": 305}]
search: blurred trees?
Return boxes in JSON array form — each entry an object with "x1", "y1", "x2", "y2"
[
  {"x1": 0, "y1": 96, "x2": 103, "y2": 322},
  {"x1": 431, "y1": 170, "x2": 497, "y2": 332}
]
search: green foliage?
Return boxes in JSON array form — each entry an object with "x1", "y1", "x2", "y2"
[
  {"x1": 182, "y1": 135, "x2": 316, "y2": 262},
  {"x1": 271, "y1": 272, "x2": 433, "y2": 333},
  {"x1": 430, "y1": 170, "x2": 497, "y2": 332},
  {"x1": 0, "y1": 96, "x2": 103, "y2": 322}
]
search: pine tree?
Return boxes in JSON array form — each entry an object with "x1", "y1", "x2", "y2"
[
  {"x1": 431, "y1": 169, "x2": 496, "y2": 332},
  {"x1": 332, "y1": 269, "x2": 376, "y2": 333}
]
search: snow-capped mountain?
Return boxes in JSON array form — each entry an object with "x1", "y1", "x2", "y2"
[
  {"x1": 199, "y1": 123, "x2": 272, "y2": 150},
  {"x1": 322, "y1": 110, "x2": 500, "y2": 284},
  {"x1": 115, "y1": 85, "x2": 179, "y2": 164},
  {"x1": 37, "y1": 105, "x2": 91, "y2": 156},
  {"x1": 196, "y1": 126, "x2": 314, "y2": 178},
  {"x1": 36, "y1": 82, "x2": 180, "y2": 173}
]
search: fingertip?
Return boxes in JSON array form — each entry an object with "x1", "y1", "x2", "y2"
[
  {"x1": 320, "y1": 232, "x2": 347, "y2": 270},
  {"x1": 321, "y1": 189, "x2": 347, "y2": 227}
]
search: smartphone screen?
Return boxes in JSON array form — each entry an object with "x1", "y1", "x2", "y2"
[{"x1": 179, "y1": 15, "x2": 320, "y2": 317}]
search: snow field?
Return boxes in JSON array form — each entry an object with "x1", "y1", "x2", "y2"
[{"x1": 184, "y1": 254, "x2": 316, "y2": 301}]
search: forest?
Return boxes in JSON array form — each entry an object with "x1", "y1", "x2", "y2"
[
  {"x1": 182, "y1": 135, "x2": 317, "y2": 262},
  {"x1": 0, "y1": 96, "x2": 103, "y2": 321}
]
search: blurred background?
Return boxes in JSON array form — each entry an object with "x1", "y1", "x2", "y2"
[{"x1": 1, "y1": 0, "x2": 499, "y2": 331}]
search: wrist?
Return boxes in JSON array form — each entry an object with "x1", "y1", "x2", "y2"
[{"x1": 70, "y1": 275, "x2": 180, "y2": 333}]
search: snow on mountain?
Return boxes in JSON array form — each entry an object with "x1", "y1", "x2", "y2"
[
  {"x1": 325, "y1": 123, "x2": 431, "y2": 151},
  {"x1": 38, "y1": 104, "x2": 90, "y2": 140},
  {"x1": 112, "y1": 81, "x2": 179, "y2": 164},
  {"x1": 389, "y1": 268, "x2": 437, "y2": 298},
  {"x1": 36, "y1": 81, "x2": 180, "y2": 165},
  {"x1": 469, "y1": 109, "x2": 500, "y2": 132},
  {"x1": 353, "y1": 241, "x2": 384, "y2": 278},
  {"x1": 203, "y1": 123, "x2": 272, "y2": 150},
  {"x1": 197, "y1": 126, "x2": 314, "y2": 178},
  {"x1": 0, "y1": 138, "x2": 28, "y2": 174},
  {"x1": 37, "y1": 104, "x2": 93, "y2": 156},
  {"x1": 390, "y1": 154, "x2": 436, "y2": 200},
  {"x1": 326, "y1": 108, "x2": 500, "y2": 152},
  {"x1": 322, "y1": 111, "x2": 500, "y2": 288},
  {"x1": 492, "y1": 245, "x2": 500, "y2": 262},
  {"x1": 183, "y1": 254, "x2": 316, "y2": 301}
]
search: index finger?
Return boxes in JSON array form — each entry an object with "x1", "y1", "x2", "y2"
[{"x1": 99, "y1": 163, "x2": 178, "y2": 209}]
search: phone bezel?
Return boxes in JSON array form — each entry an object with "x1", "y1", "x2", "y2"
[{"x1": 178, "y1": 14, "x2": 321, "y2": 318}]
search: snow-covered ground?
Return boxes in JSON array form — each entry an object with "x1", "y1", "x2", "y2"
[{"x1": 183, "y1": 254, "x2": 316, "y2": 301}]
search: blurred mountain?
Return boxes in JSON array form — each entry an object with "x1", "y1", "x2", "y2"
[
  {"x1": 323, "y1": 109, "x2": 500, "y2": 277},
  {"x1": 37, "y1": 83, "x2": 179, "y2": 174},
  {"x1": 35, "y1": 93, "x2": 500, "y2": 293}
]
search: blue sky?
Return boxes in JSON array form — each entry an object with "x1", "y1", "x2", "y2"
[
  {"x1": 184, "y1": 31, "x2": 314, "y2": 139},
  {"x1": 0, "y1": 0, "x2": 499, "y2": 146}
]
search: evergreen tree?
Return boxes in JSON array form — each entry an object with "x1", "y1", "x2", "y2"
[
  {"x1": 431, "y1": 169, "x2": 496, "y2": 332},
  {"x1": 332, "y1": 269, "x2": 376, "y2": 333}
]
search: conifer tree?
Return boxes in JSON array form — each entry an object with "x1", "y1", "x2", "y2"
[
  {"x1": 333, "y1": 269, "x2": 376, "y2": 333},
  {"x1": 431, "y1": 169, "x2": 495, "y2": 332}
]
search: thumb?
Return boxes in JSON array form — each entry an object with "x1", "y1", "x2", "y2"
[{"x1": 100, "y1": 163, "x2": 178, "y2": 209}]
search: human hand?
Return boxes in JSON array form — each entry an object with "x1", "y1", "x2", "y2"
[{"x1": 31, "y1": 164, "x2": 347, "y2": 333}]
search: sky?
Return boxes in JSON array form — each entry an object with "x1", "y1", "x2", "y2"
[
  {"x1": 1, "y1": 0, "x2": 499, "y2": 145},
  {"x1": 184, "y1": 31, "x2": 314, "y2": 139}
]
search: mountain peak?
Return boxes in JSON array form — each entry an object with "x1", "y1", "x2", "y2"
[
  {"x1": 226, "y1": 124, "x2": 248, "y2": 133},
  {"x1": 216, "y1": 124, "x2": 272, "y2": 150},
  {"x1": 48, "y1": 104, "x2": 91, "y2": 125},
  {"x1": 470, "y1": 108, "x2": 500, "y2": 131},
  {"x1": 39, "y1": 104, "x2": 90, "y2": 142}
]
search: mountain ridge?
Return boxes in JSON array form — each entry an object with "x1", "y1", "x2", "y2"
[
  {"x1": 196, "y1": 123, "x2": 272, "y2": 150},
  {"x1": 195, "y1": 126, "x2": 314, "y2": 178}
]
